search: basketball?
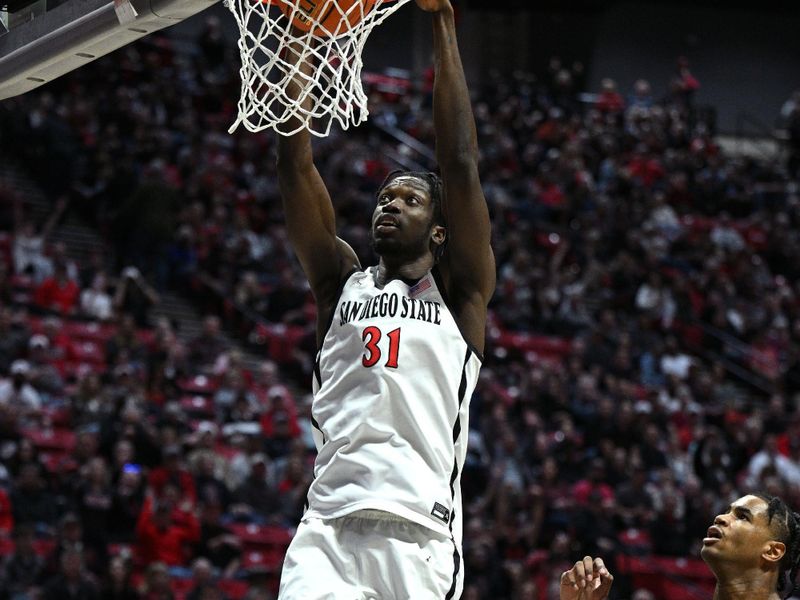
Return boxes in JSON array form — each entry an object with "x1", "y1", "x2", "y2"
[{"x1": 281, "y1": 0, "x2": 381, "y2": 36}]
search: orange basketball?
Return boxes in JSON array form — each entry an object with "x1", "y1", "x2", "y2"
[{"x1": 280, "y1": 0, "x2": 381, "y2": 36}]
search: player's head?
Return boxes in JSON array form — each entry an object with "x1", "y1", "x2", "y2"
[
  {"x1": 701, "y1": 494, "x2": 800, "y2": 597},
  {"x1": 372, "y1": 170, "x2": 447, "y2": 263}
]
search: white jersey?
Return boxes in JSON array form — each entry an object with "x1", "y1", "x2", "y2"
[{"x1": 305, "y1": 266, "x2": 482, "y2": 540}]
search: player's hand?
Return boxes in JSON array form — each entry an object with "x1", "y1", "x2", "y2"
[
  {"x1": 415, "y1": 0, "x2": 452, "y2": 12},
  {"x1": 559, "y1": 556, "x2": 614, "y2": 600}
]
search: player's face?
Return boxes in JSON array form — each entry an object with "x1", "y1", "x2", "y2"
[
  {"x1": 371, "y1": 176, "x2": 443, "y2": 258},
  {"x1": 700, "y1": 495, "x2": 780, "y2": 569}
]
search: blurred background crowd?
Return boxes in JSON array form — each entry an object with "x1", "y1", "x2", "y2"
[{"x1": 0, "y1": 10, "x2": 799, "y2": 600}]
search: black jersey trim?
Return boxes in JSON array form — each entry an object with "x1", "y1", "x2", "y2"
[
  {"x1": 451, "y1": 350, "x2": 469, "y2": 444},
  {"x1": 431, "y1": 266, "x2": 484, "y2": 363},
  {"x1": 447, "y1": 349, "x2": 470, "y2": 497},
  {"x1": 444, "y1": 530, "x2": 461, "y2": 600},
  {"x1": 305, "y1": 414, "x2": 325, "y2": 511},
  {"x1": 313, "y1": 354, "x2": 322, "y2": 389},
  {"x1": 310, "y1": 415, "x2": 324, "y2": 440},
  {"x1": 442, "y1": 348, "x2": 470, "y2": 599},
  {"x1": 316, "y1": 267, "x2": 359, "y2": 354}
]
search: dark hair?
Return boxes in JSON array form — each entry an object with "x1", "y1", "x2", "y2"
[
  {"x1": 755, "y1": 493, "x2": 800, "y2": 597},
  {"x1": 377, "y1": 170, "x2": 445, "y2": 226},
  {"x1": 376, "y1": 170, "x2": 447, "y2": 261}
]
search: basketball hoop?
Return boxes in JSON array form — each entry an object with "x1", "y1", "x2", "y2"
[{"x1": 225, "y1": 0, "x2": 412, "y2": 137}]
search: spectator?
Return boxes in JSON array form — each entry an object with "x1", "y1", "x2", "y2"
[
  {"x1": 10, "y1": 463, "x2": 56, "y2": 529},
  {"x1": 33, "y1": 262, "x2": 80, "y2": 315},
  {"x1": 100, "y1": 554, "x2": 141, "y2": 600},
  {"x1": 231, "y1": 453, "x2": 279, "y2": 520},
  {"x1": 74, "y1": 456, "x2": 114, "y2": 572},
  {"x1": 275, "y1": 454, "x2": 310, "y2": 524},
  {"x1": 571, "y1": 459, "x2": 615, "y2": 507},
  {"x1": 0, "y1": 360, "x2": 42, "y2": 412},
  {"x1": 40, "y1": 547, "x2": 100, "y2": 600},
  {"x1": 596, "y1": 78, "x2": 625, "y2": 113},
  {"x1": 670, "y1": 55, "x2": 700, "y2": 108},
  {"x1": 615, "y1": 466, "x2": 655, "y2": 528},
  {"x1": 148, "y1": 445, "x2": 197, "y2": 506},
  {"x1": 659, "y1": 336, "x2": 694, "y2": 380},
  {"x1": 135, "y1": 497, "x2": 200, "y2": 568},
  {"x1": 109, "y1": 463, "x2": 147, "y2": 542},
  {"x1": 80, "y1": 272, "x2": 113, "y2": 321},
  {"x1": 113, "y1": 267, "x2": 160, "y2": 328},
  {"x1": 627, "y1": 79, "x2": 654, "y2": 115},
  {"x1": 745, "y1": 433, "x2": 800, "y2": 489},
  {"x1": 196, "y1": 501, "x2": 241, "y2": 579},
  {"x1": 12, "y1": 197, "x2": 68, "y2": 282},
  {"x1": 105, "y1": 314, "x2": 146, "y2": 368},
  {"x1": 0, "y1": 523, "x2": 45, "y2": 600},
  {"x1": 191, "y1": 448, "x2": 230, "y2": 510},
  {"x1": 185, "y1": 557, "x2": 226, "y2": 600},
  {"x1": 188, "y1": 316, "x2": 227, "y2": 370},
  {"x1": 139, "y1": 562, "x2": 175, "y2": 600},
  {"x1": 0, "y1": 308, "x2": 30, "y2": 373},
  {"x1": 27, "y1": 334, "x2": 64, "y2": 397},
  {"x1": 44, "y1": 512, "x2": 102, "y2": 578}
]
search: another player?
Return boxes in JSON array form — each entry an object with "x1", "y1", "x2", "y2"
[
  {"x1": 560, "y1": 556, "x2": 614, "y2": 600},
  {"x1": 275, "y1": 0, "x2": 495, "y2": 598},
  {"x1": 702, "y1": 494, "x2": 800, "y2": 600}
]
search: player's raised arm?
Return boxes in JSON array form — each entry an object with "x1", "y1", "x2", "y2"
[
  {"x1": 418, "y1": 0, "x2": 495, "y2": 349},
  {"x1": 276, "y1": 40, "x2": 360, "y2": 338}
]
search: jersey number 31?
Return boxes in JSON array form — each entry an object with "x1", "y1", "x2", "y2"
[{"x1": 362, "y1": 326, "x2": 401, "y2": 369}]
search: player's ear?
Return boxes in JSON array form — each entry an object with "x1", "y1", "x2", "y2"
[
  {"x1": 762, "y1": 540, "x2": 786, "y2": 565},
  {"x1": 431, "y1": 224, "x2": 446, "y2": 247}
]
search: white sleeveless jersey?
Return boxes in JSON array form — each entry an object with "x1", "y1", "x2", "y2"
[{"x1": 305, "y1": 266, "x2": 482, "y2": 539}]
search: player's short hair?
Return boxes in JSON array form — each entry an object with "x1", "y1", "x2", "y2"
[
  {"x1": 377, "y1": 170, "x2": 446, "y2": 262},
  {"x1": 754, "y1": 493, "x2": 800, "y2": 597}
]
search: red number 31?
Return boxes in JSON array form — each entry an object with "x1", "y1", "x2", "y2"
[{"x1": 362, "y1": 327, "x2": 401, "y2": 369}]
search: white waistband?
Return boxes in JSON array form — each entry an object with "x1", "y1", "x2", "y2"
[{"x1": 344, "y1": 509, "x2": 410, "y2": 523}]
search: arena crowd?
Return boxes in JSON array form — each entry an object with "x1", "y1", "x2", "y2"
[{"x1": 0, "y1": 14, "x2": 799, "y2": 600}]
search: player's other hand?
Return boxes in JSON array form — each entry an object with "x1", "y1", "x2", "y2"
[
  {"x1": 414, "y1": 0, "x2": 452, "y2": 12},
  {"x1": 559, "y1": 556, "x2": 614, "y2": 600}
]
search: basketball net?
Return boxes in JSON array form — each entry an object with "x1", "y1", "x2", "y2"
[{"x1": 225, "y1": 0, "x2": 412, "y2": 137}]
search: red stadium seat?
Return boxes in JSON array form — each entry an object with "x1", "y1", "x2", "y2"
[
  {"x1": 60, "y1": 360, "x2": 106, "y2": 379},
  {"x1": 0, "y1": 536, "x2": 13, "y2": 556},
  {"x1": 617, "y1": 555, "x2": 715, "y2": 600},
  {"x1": 180, "y1": 395, "x2": 215, "y2": 417},
  {"x1": 40, "y1": 451, "x2": 78, "y2": 474},
  {"x1": 69, "y1": 340, "x2": 106, "y2": 365},
  {"x1": 219, "y1": 579, "x2": 249, "y2": 599},
  {"x1": 33, "y1": 538, "x2": 55, "y2": 557},
  {"x1": 241, "y1": 548, "x2": 285, "y2": 572},
  {"x1": 178, "y1": 375, "x2": 218, "y2": 395},
  {"x1": 171, "y1": 577, "x2": 195, "y2": 597},
  {"x1": 228, "y1": 523, "x2": 293, "y2": 550},
  {"x1": 24, "y1": 427, "x2": 76, "y2": 452},
  {"x1": 618, "y1": 528, "x2": 653, "y2": 554},
  {"x1": 10, "y1": 274, "x2": 34, "y2": 290},
  {"x1": 107, "y1": 543, "x2": 133, "y2": 557},
  {"x1": 0, "y1": 489, "x2": 12, "y2": 536},
  {"x1": 63, "y1": 320, "x2": 116, "y2": 343}
]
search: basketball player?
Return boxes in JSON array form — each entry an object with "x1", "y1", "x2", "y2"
[
  {"x1": 275, "y1": 0, "x2": 495, "y2": 597},
  {"x1": 560, "y1": 556, "x2": 614, "y2": 600},
  {"x1": 702, "y1": 494, "x2": 800, "y2": 599}
]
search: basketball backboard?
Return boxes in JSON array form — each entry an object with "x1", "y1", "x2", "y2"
[{"x1": 0, "y1": 0, "x2": 218, "y2": 100}]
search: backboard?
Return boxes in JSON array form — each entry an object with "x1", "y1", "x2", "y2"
[{"x1": 0, "y1": 0, "x2": 218, "y2": 100}]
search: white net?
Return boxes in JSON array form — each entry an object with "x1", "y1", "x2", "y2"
[{"x1": 225, "y1": 0, "x2": 412, "y2": 137}]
